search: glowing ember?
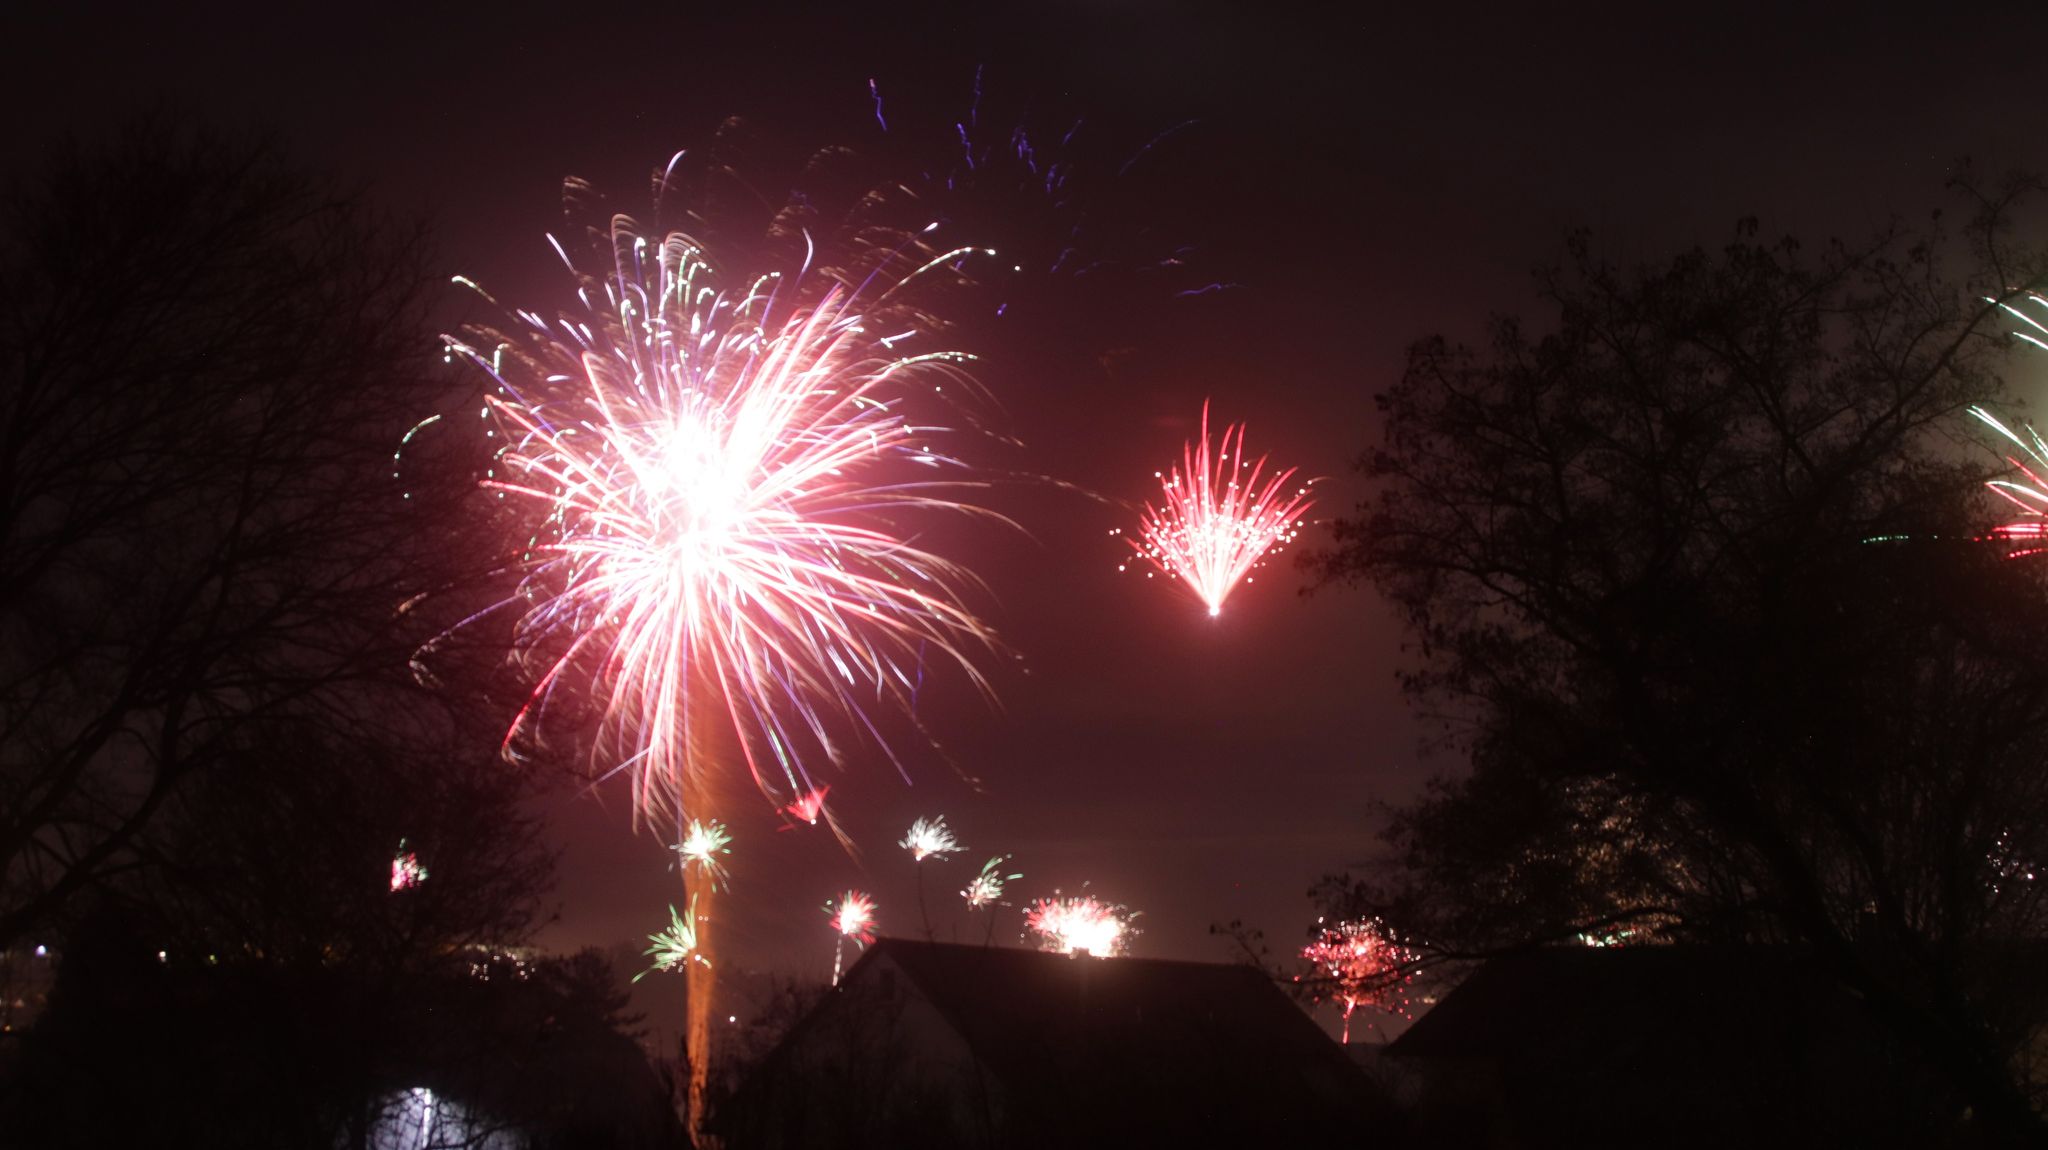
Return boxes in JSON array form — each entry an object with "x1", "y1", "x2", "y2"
[
  {"x1": 900, "y1": 815, "x2": 963, "y2": 862},
  {"x1": 389, "y1": 840, "x2": 428, "y2": 892},
  {"x1": 672, "y1": 819, "x2": 732, "y2": 889},
  {"x1": 962, "y1": 855, "x2": 1021, "y2": 909},
  {"x1": 1122, "y1": 401, "x2": 1315, "y2": 616},
  {"x1": 1297, "y1": 917, "x2": 1415, "y2": 1043},
  {"x1": 635, "y1": 899, "x2": 706, "y2": 982},
  {"x1": 1026, "y1": 893, "x2": 1134, "y2": 956},
  {"x1": 444, "y1": 220, "x2": 1003, "y2": 822}
]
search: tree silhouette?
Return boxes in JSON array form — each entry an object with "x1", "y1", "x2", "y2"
[
  {"x1": 0, "y1": 126, "x2": 493, "y2": 949},
  {"x1": 1313, "y1": 188, "x2": 2048, "y2": 1141}
]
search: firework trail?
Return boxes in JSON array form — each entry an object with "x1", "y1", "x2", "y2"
[
  {"x1": 1025, "y1": 892, "x2": 1134, "y2": 956},
  {"x1": 829, "y1": 890, "x2": 878, "y2": 984},
  {"x1": 1297, "y1": 917, "x2": 1415, "y2": 1043},
  {"x1": 671, "y1": 819, "x2": 732, "y2": 890},
  {"x1": 1122, "y1": 402, "x2": 1315, "y2": 616},
  {"x1": 444, "y1": 219, "x2": 1005, "y2": 823},
  {"x1": 635, "y1": 899, "x2": 706, "y2": 982}
]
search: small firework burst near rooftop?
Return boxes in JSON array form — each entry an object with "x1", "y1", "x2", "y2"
[
  {"x1": 1026, "y1": 893, "x2": 1134, "y2": 956},
  {"x1": 828, "y1": 891, "x2": 878, "y2": 985},
  {"x1": 1123, "y1": 402, "x2": 1315, "y2": 616},
  {"x1": 1298, "y1": 917, "x2": 1415, "y2": 1043},
  {"x1": 832, "y1": 891, "x2": 878, "y2": 943},
  {"x1": 900, "y1": 815, "x2": 963, "y2": 862}
]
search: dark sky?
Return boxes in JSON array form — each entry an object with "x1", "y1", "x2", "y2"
[{"x1": 11, "y1": 1, "x2": 2048, "y2": 982}]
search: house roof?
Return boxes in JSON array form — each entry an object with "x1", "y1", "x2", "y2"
[
  {"x1": 1381, "y1": 945, "x2": 1963, "y2": 1146},
  {"x1": 841, "y1": 939, "x2": 1378, "y2": 1136},
  {"x1": 1386, "y1": 945, "x2": 1835, "y2": 1065}
]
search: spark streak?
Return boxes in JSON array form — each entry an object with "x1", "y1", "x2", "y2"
[{"x1": 1970, "y1": 405, "x2": 2048, "y2": 556}]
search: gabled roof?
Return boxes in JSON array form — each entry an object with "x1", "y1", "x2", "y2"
[
  {"x1": 1387, "y1": 945, "x2": 1834, "y2": 1064},
  {"x1": 1383, "y1": 945, "x2": 1959, "y2": 1146},
  {"x1": 839, "y1": 939, "x2": 1377, "y2": 1138}
]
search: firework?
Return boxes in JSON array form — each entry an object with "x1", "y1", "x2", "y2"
[
  {"x1": 1123, "y1": 402, "x2": 1315, "y2": 616},
  {"x1": 635, "y1": 899, "x2": 706, "y2": 982},
  {"x1": 445, "y1": 219, "x2": 1003, "y2": 822},
  {"x1": 389, "y1": 840, "x2": 428, "y2": 892},
  {"x1": 1025, "y1": 893, "x2": 1134, "y2": 956},
  {"x1": 828, "y1": 890, "x2": 878, "y2": 984},
  {"x1": 832, "y1": 890, "x2": 878, "y2": 943},
  {"x1": 1969, "y1": 405, "x2": 2048, "y2": 556},
  {"x1": 1298, "y1": 917, "x2": 1415, "y2": 1043},
  {"x1": 962, "y1": 855, "x2": 1021, "y2": 909},
  {"x1": 900, "y1": 815, "x2": 963, "y2": 862},
  {"x1": 782, "y1": 787, "x2": 832, "y2": 825},
  {"x1": 672, "y1": 819, "x2": 732, "y2": 889}
]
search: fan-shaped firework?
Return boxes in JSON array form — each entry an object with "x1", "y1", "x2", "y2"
[
  {"x1": 962, "y1": 855, "x2": 1021, "y2": 909},
  {"x1": 635, "y1": 899, "x2": 705, "y2": 982},
  {"x1": 444, "y1": 219, "x2": 1003, "y2": 821},
  {"x1": 672, "y1": 819, "x2": 732, "y2": 889},
  {"x1": 1025, "y1": 893, "x2": 1134, "y2": 956},
  {"x1": 1123, "y1": 402, "x2": 1315, "y2": 616},
  {"x1": 900, "y1": 815, "x2": 963, "y2": 862},
  {"x1": 1298, "y1": 917, "x2": 1415, "y2": 1042}
]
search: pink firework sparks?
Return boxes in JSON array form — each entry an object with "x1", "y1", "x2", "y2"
[
  {"x1": 445, "y1": 219, "x2": 1003, "y2": 821},
  {"x1": 831, "y1": 890, "x2": 878, "y2": 943},
  {"x1": 1297, "y1": 917, "x2": 1415, "y2": 1043},
  {"x1": 1124, "y1": 402, "x2": 1315, "y2": 616},
  {"x1": 781, "y1": 786, "x2": 832, "y2": 826},
  {"x1": 1025, "y1": 893, "x2": 1133, "y2": 956},
  {"x1": 828, "y1": 889, "x2": 878, "y2": 984}
]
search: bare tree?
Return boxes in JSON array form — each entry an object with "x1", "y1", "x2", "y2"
[{"x1": 0, "y1": 125, "x2": 482, "y2": 949}]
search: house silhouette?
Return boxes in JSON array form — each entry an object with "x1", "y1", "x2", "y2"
[
  {"x1": 1383, "y1": 946, "x2": 1965, "y2": 1148},
  {"x1": 723, "y1": 938, "x2": 1382, "y2": 1149}
]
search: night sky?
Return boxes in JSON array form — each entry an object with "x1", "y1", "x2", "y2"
[{"x1": 12, "y1": 1, "x2": 2048, "y2": 978}]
